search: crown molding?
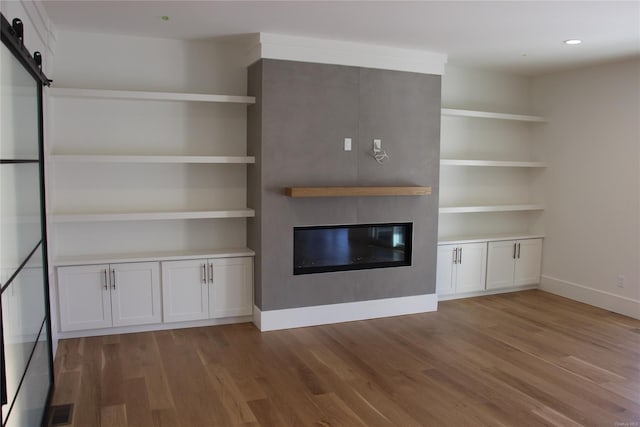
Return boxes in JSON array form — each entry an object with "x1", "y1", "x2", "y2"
[{"x1": 246, "y1": 32, "x2": 447, "y2": 75}]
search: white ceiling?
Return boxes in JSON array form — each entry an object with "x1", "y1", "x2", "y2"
[{"x1": 43, "y1": 1, "x2": 640, "y2": 76}]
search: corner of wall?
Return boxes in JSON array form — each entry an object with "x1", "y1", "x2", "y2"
[
  {"x1": 540, "y1": 276, "x2": 639, "y2": 320},
  {"x1": 532, "y1": 59, "x2": 640, "y2": 320}
]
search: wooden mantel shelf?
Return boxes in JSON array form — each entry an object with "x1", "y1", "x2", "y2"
[{"x1": 285, "y1": 186, "x2": 432, "y2": 198}]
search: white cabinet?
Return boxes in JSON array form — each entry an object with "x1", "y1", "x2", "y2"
[
  {"x1": 160, "y1": 259, "x2": 208, "y2": 322},
  {"x1": 110, "y1": 262, "x2": 162, "y2": 327},
  {"x1": 161, "y1": 257, "x2": 252, "y2": 323},
  {"x1": 57, "y1": 261, "x2": 161, "y2": 331},
  {"x1": 436, "y1": 243, "x2": 487, "y2": 295},
  {"x1": 209, "y1": 258, "x2": 254, "y2": 318},
  {"x1": 486, "y1": 239, "x2": 542, "y2": 290}
]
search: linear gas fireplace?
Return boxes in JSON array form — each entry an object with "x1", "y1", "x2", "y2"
[{"x1": 293, "y1": 222, "x2": 413, "y2": 275}]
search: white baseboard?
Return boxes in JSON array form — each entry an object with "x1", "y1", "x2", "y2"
[
  {"x1": 253, "y1": 294, "x2": 438, "y2": 331},
  {"x1": 540, "y1": 275, "x2": 639, "y2": 320},
  {"x1": 437, "y1": 285, "x2": 538, "y2": 301},
  {"x1": 56, "y1": 315, "x2": 252, "y2": 340}
]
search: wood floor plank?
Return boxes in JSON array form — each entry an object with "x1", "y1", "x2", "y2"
[
  {"x1": 143, "y1": 333, "x2": 175, "y2": 411},
  {"x1": 531, "y1": 405, "x2": 586, "y2": 427},
  {"x1": 101, "y1": 343, "x2": 125, "y2": 406},
  {"x1": 150, "y1": 408, "x2": 181, "y2": 427},
  {"x1": 100, "y1": 404, "x2": 127, "y2": 427},
  {"x1": 154, "y1": 329, "x2": 232, "y2": 427},
  {"x1": 204, "y1": 363, "x2": 258, "y2": 425},
  {"x1": 246, "y1": 398, "x2": 295, "y2": 427},
  {"x1": 312, "y1": 392, "x2": 369, "y2": 427},
  {"x1": 49, "y1": 370, "x2": 80, "y2": 406},
  {"x1": 50, "y1": 290, "x2": 640, "y2": 426},
  {"x1": 56, "y1": 338, "x2": 83, "y2": 373},
  {"x1": 72, "y1": 338, "x2": 102, "y2": 427},
  {"x1": 285, "y1": 329, "x2": 418, "y2": 426},
  {"x1": 123, "y1": 377, "x2": 154, "y2": 427}
]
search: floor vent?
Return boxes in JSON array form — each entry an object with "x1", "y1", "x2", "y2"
[{"x1": 49, "y1": 403, "x2": 74, "y2": 426}]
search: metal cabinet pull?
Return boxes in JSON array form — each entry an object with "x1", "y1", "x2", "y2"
[
  {"x1": 513, "y1": 243, "x2": 517, "y2": 259},
  {"x1": 201, "y1": 264, "x2": 207, "y2": 284},
  {"x1": 208, "y1": 263, "x2": 213, "y2": 283},
  {"x1": 459, "y1": 247, "x2": 462, "y2": 264},
  {"x1": 517, "y1": 243, "x2": 521, "y2": 259},
  {"x1": 103, "y1": 269, "x2": 108, "y2": 290},
  {"x1": 453, "y1": 248, "x2": 457, "y2": 264},
  {"x1": 111, "y1": 269, "x2": 116, "y2": 289}
]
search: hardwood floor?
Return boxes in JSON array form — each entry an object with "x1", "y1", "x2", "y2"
[{"x1": 50, "y1": 290, "x2": 640, "y2": 427}]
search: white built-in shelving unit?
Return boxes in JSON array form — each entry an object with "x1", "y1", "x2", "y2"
[
  {"x1": 441, "y1": 108, "x2": 545, "y2": 122},
  {"x1": 51, "y1": 208, "x2": 255, "y2": 223},
  {"x1": 440, "y1": 159, "x2": 546, "y2": 168},
  {"x1": 49, "y1": 87, "x2": 255, "y2": 104},
  {"x1": 439, "y1": 204, "x2": 544, "y2": 214},
  {"x1": 49, "y1": 87, "x2": 256, "y2": 265},
  {"x1": 54, "y1": 247, "x2": 255, "y2": 267},
  {"x1": 438, "y1": 107, "x2": 546, "y2": 244},
  {"x1": 51, "y1": 154, "x2": 255, "y2": 164}
]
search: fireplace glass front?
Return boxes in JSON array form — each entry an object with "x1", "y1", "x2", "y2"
[{"x1": 293, "y1": 223, "x2": 412, "y2": 275}]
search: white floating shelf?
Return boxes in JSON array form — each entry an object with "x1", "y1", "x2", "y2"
[
  {"x1": 49, "y1": 87, "x2": 256, "y2": 104},
  {"x1": 441, "y1": 108, "x2": 545, "y2": 122},
  {"x1": 51, "y1": 154, "x2": 255, "y2": 164},
  {"x1": 51, "y1": 209, "x2": 255, "y2": 223},
  {"x1": 440, "y1": 159, "x2": 547, "y2": 168},
  {"x1": 438, "y1": 233, "x2": 545, "y2": 245},
  {"x1": 439, "y1": 204, "x2": 544, "y2": 214},
  {"x1": 53, "y1": 247, "x2": 256, "y2": 266}
]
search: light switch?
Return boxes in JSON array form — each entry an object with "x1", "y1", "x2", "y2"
[
  {"x1": 344, "y1": 138, "x2": 352, "y2": 151},
  {"x1": 373, "y1": 139, "x2": 382, "y2": 152}
]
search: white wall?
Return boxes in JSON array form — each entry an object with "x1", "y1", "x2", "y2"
[
  {"x1": 442, "y1": 64, "x2": 532, "y2": 113},
  {"x1": 533, "y1": 58, "x2": 640, "y2": 319},
  {"x1": 50, "y1": 31, "x2": 247, "y2": 94}
]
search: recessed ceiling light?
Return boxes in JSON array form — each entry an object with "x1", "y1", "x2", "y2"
[{"x1": 564, "y1": 39, "x2": 582, "y2": 45}]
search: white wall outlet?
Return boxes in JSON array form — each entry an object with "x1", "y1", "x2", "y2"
[
  {"x1": 344, "y1": 138, "x2": 352, "y2": 151},
  {"x1": 616, "y1": 274, "x2": 625, "y2": 288},
  {"x1": 373, "y1": 138, "x2": 382, "y2": 152}
]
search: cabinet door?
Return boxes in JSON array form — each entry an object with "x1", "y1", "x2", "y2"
[
  {"x1": 486, "y1": 241, "x2": 517, "y2": 290},
  {"x1": 57, "y1": 264, "x2": 112, "y2": 331},
  {"x1": 455, "y1": 243, "x2": 487, "y2": 293},
  {"x1": 209, "y1": 257, "x2": 253, "y2": 318},
  {"x1": 111, "y1": 262, "x2": 161, "y2": 327},
  {"x1": 161, "y1": 259, "x2": 208, "y2": 323},
  {"x1": 436, "y1": 245, "x2": 456, "y2": 295},
  {"x1": 514, "y1": 239, "x2": 543, "y2": 286}
]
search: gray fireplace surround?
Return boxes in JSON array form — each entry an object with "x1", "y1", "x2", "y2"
[{"x1": 247, "y1": 59, "x2": 441, "y2": 313}]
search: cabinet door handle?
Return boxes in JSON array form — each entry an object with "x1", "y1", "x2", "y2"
[
  {"x1": 459, "y1": 247, "x2": 462, "y2": 264},
  {"x1": 517, "y1": 243, "x2": 521, "y2": 259},
  {"x1": 208, "y1": 263, "x2": 213, "y2": 283},
  {"x1": 111, "y1": 269, "x2": 116, "y2": 289},
  {"x1": 513, "y1": 243, "x2": 517, "y2": 259},
  {"x1": 201, "y1": 264, "x2": 207, "y2": 284},
  {"x1": 453, "y1": 248, "x2": 457, "y2": 264},
  {"x1": 103, "y1": 269, "x2": 108, "y2": 290}
]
